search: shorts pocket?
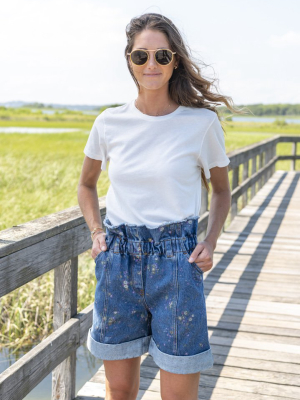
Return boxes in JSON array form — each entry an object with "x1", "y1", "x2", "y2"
[
  {"x1": 94, "y1": 251, "x2": 104, "y2": 263},
  {"x1": 94, "y1": 250, "x2": 109, "y2": 281},
  {"x1": 182, "y1": 240, "x2": 203, "y2": 278},
  {"x1": 94, "y1": 236, "x2": 110, "y2": 263}
]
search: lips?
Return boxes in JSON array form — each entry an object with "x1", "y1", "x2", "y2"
[{"x1": 145, "y1": 73, "x2": 161, "y2": 76}]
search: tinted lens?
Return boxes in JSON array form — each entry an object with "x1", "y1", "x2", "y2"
[
  {"x1": 131, "y1": 50, "x2": 148, "y2": 65},
  {"x1": 156, "y1": 50, "x2": 172, "y2": 65}
]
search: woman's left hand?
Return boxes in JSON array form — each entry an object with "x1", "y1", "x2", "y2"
[{"x1": 188, "y1": 240, "x2": 214, "y2": 273}]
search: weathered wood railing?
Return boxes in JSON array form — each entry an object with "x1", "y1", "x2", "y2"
[{"x1": 0, "y1": 134, "x2": 299, "y2": 400}]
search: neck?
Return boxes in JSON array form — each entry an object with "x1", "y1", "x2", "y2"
[{"x1": 135, "y1": 94, "x2": 178, "y2": 116}]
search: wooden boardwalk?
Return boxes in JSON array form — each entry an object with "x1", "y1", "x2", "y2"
[{"x1": 75, "y1": 170, "x2": 300, "y2": 400}]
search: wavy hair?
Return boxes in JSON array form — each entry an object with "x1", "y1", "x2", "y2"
[{"x1": 124, "y1": 12, "x2": 247, "y2": 192}]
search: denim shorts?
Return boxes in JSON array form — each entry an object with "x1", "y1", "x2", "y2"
[{"x1": 87, "y1": 215, "x2": 214, "y2": 374}]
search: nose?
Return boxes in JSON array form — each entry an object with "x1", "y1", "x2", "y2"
[{"x1": 147, "y1": 52, "x2": 158, "y2": 67}]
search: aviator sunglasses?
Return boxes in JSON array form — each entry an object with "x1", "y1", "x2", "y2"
[{"x1": 127, "y1": 49, "x2": 176, "y2": 66}]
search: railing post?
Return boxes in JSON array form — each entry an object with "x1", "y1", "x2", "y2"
[
  {"x1": 292, "y1": 141, "x2": 297, "y2": 171},
  {"x1": 258, "y1": 152, "x2": 264, "y2": 189},
  {"x1": 271, "y1": 143, "x2": 276, "y2": 176},
  {"x1": 242, "y1": 159, "x2": 249, "y2": 208},
  {"x1": 52, "y1": 257, "x2": 78, "y2": 400},
  {"x1": 231, "y1": 166, "x2": 239, "y2": 221},
  {"x1": 265, "y1": 147, "x2": 270, "y2": 181},
  {"x1": 268, "y1": 146, "x2": 273, "y2": 179},
  {"x1": 251, "y1": 155, "x2": 257, "y2": 199}
]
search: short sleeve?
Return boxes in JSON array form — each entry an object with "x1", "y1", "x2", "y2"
[
  {"x1": 198, "y1": 115, "x2": 230, "y2": 179},
  {"x1": 83, "y1": 112, "x2": 108, "y2": 170}
]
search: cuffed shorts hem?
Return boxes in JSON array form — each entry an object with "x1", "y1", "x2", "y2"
[
  {"x1": 149, "y1": 337, "x2": 214, "y2": 374},
  {"x1": 87, "y1": 328, "x2": 214, "y2": 374},
  {"x1": 87, "y1": 327, "x2": 151, "y2": 360}
]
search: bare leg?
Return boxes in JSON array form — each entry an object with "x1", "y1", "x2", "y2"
[
  {"x1": 160, "y1": 369, "x2": 201, "y2": 400},
  {"x1": 103, "y1": 356, "x2": 141, "y2": 400}
]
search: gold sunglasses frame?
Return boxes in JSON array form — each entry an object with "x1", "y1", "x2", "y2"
[{"x1": 127, "y1": 49, "x2": 177, "y2": 66}]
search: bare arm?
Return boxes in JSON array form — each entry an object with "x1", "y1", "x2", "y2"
[
  {"x1": 189, "y1": 165, "x2": 231, "y2": 272},
  {"x1": 204, "y1": 165, "x2": 231, "y2": 250},
  {"x1": 77, "y1": 156, "x2": 107, "y2": 258}
]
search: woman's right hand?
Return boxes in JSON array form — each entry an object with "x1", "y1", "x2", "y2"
[{"x1": 92, "y1": 231, "x2": 107, "y2": 260}]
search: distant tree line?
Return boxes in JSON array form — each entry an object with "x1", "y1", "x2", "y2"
[
  {"x1": 218, "y1": 103, "x2": 300, "y2": 116},
  {"x1": 26, "y1": 102, "x2": 52, "y2": 108}
]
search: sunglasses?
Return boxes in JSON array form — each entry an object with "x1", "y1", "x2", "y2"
[{"x1": 127, "y1": 49, "x2": 176, "y2": 66}]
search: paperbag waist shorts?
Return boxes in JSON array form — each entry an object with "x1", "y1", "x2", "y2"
[{"x1": 87, "y1": 214, "x2": 214, "y2": 374}]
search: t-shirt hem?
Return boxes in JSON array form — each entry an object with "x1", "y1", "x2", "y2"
[
  {"x1": 207, "y1": 157, "x2": 230, "y2": 169},
  {"x1": 204, "y1": 158, "x2": 230, "y2": 179},
  {"x1": 83, "y1": 149, "x2": 107, "y2": 170}
]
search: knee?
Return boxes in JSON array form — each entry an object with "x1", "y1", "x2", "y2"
[{"x1": 106, "y1": 385, "x2": 139, "y2": 400}]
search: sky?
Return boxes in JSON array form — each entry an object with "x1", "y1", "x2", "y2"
[{"x1": 1, "y1": 0, "x2": 299, "y2": 106}]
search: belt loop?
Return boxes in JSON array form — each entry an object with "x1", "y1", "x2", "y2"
[
  {"x1": 114, "y1": 239, "x2": 119, "y2": 254},
  {"x1": 137, "y1": 241, "x2": 142, "y2": 255},
  {"x1": 165, "y1": 239, "x2": 173, "y2": 258}
]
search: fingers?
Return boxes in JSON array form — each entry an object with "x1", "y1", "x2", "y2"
[
  {"x1": 188, "y1": 244, "x2": 203, "y2": 262},
  {"x1": 92, "y1": 232, "x2": 107, "y2": 259},
  {"x1": 188, "y1": 242, "x2": 213, "y2": 272},
  {"x1": 94, "y1": 232, "x2": 107, "y2": 248}
]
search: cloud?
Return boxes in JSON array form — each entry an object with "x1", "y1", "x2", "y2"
[{"x1": 268, "y1": 31, "x2": 300, "y2": 47}]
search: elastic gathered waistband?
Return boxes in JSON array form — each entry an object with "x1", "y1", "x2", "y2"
[
  {"x1": 102, "y1": 215, "x2": 199, "y2": 256},
  {"x1": 103, "y1": 215, "x2": 199, "y2": 242}
]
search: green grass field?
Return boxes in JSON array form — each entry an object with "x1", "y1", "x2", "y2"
[{"x1": 0, "y1": 111, "x2": 299, "y2": 350}]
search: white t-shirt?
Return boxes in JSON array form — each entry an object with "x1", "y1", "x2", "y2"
[{"x1": 83, "y1": 98, "x2": 230, "y2": 229}]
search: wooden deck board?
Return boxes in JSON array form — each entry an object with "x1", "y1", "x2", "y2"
[{"x1": 75, "y1": 171, "x2": 300, "y2": 399}]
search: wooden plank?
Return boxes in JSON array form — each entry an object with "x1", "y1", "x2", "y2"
[
  {"x1": 210, "y1": 343, "x2": 300, "y2": 364},
  {"x1": 207, "y1": 318, "x2": 300, "y2": 338},
  {"x1": 204, "y1": 269, "x2": 300, "y2": 284},
  {"x1": 204, "y1": 277, "x2": 300, "y2": 293},
  {"x1": 206, "y1": 306, "x2": 300, "y2": 323},
  {"x1": 52, "y1": 257, "x2": 78, "y2": 400},
  {"x1": 208, "y1": 332, "x2": 300, "y2": 355},
  {"x1": 0, "y1": 198, "x2": 107, "y2": 256},
  {"x1": 206, "y1": 309, "x2": 300, "y2": 330},
  {"x1": 204, "y1": 295, "x2": 300, "y2": 317},
  {"x1": 203, "y1": 284, "x2": 300, "y2": 302},
  {"x1": 205, "y1": 288, "x2": 300, "y2": 304}
]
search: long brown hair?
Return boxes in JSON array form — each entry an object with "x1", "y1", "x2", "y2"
[{"x1": 124, "y1": 12, "x2": 247, "y2": 192}]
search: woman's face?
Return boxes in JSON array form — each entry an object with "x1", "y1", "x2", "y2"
[{"x1": 128, "y1": 29, "x2": 177, "y2": 92}]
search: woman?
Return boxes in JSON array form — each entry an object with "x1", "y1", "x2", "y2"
[{"x1": 78, "y1": 12, "x2": 238, "y2": 400}]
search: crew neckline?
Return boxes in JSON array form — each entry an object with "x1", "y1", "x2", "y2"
[{"x1": 130, "y1": 98, "x2": 184, "y2": 121}]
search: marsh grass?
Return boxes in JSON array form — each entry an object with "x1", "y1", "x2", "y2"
[
  {"x1": 0, "y1": 107, "x2": 97, "y2": 130},
  {"x1": 0, "y1": 255, "x2": 96, "y2": 353},
  {"x1": 0, "y1": 118, "x2": 299, "y2": 350}
]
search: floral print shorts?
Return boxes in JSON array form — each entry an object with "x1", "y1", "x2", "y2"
[{"x1": 87, "y1": 214, "x2": 214, "y2": 374}]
